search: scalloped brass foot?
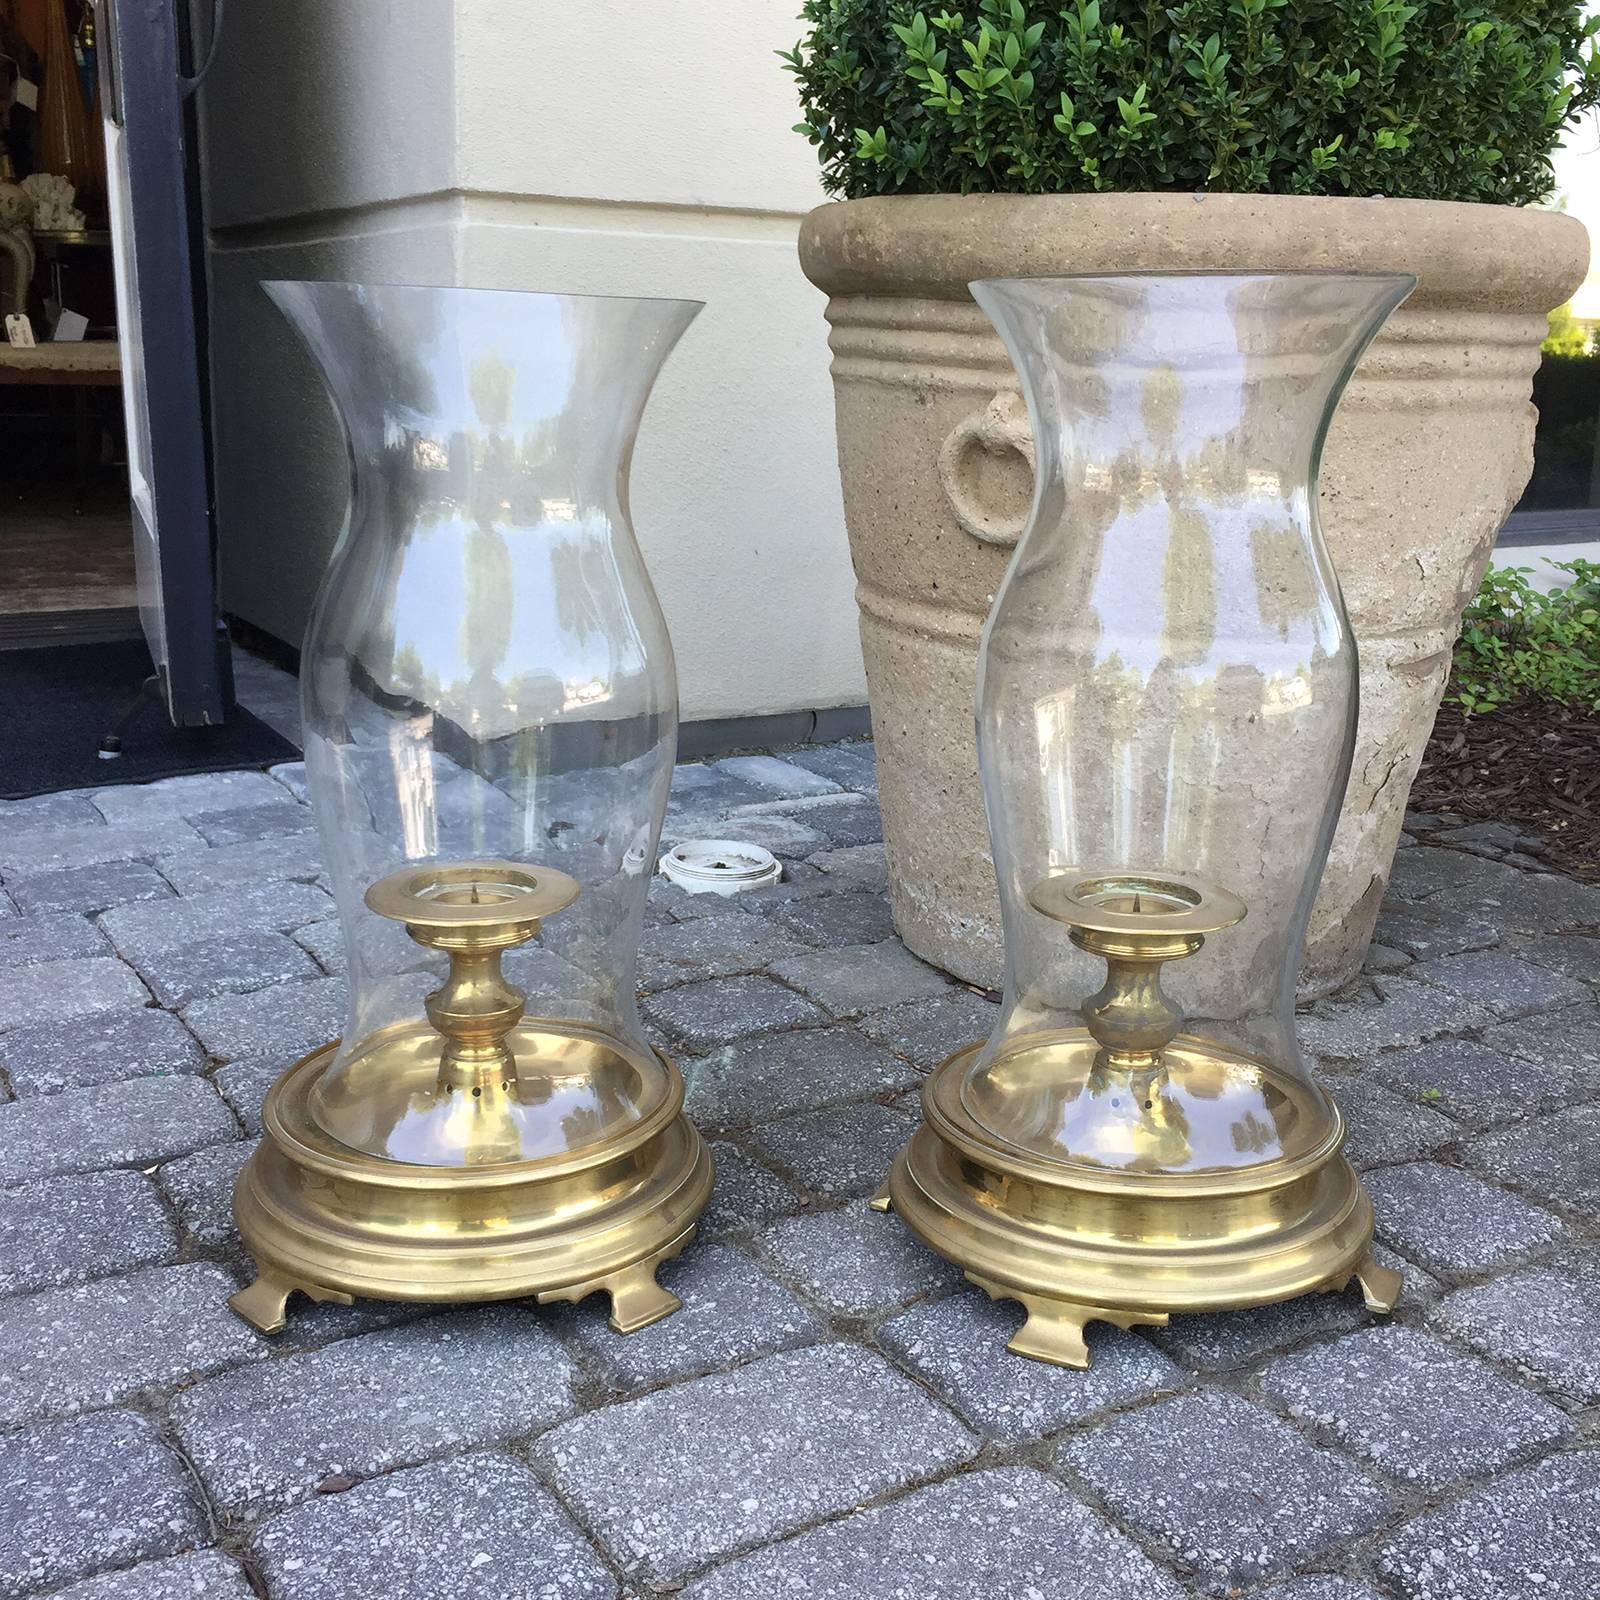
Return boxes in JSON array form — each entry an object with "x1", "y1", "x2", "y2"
[
  {"x1": 537, "y1": 1228, "x2": 695, "y2": 1334},
  {"x1": 967, "y1": 1272, "x2": 1169, "y2": 1369},
  {"x1": 868, "y1": 1179, "x2": 893, "y2": 1213},
  {"x1": 230, "y1": 1267, "x2": 354, "y2": 1334},
  {"x1": 1351, "y1": 1253, "x2": 1402, "y2": 1314}
]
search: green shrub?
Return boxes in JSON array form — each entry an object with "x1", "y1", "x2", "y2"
[
  {"x1": 1449, "y1": 560, "x2": 1600, "y2": 715},
  {"x1": 783, "y1": 1, "x2": 1600, "y2": 202}
]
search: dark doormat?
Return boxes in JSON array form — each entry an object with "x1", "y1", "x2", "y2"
[{"x1": 0, "y1": 639, "x2": 299, "y2": 799}]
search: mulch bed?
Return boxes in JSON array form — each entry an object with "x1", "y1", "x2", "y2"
[{"x1": 1409, "y1": 699, "x2": 1600, "y2": 881}]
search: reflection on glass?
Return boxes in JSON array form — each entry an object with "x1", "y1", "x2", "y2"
[
  {"x1": 267, "y1": 282, "x2": 699, "y2": 1165},
  {"x1": 961, "y1": 273, "x2": 1413, "y2": 1177}
]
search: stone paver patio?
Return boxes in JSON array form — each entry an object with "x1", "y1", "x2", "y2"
[{"x1": 1, "y1": 731, "x2": 1598, "y2": 1599}]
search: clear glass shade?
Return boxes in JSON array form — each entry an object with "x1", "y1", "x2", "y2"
[
  {"x1": 269, "y1": 282, "x2": 699, "y2": 1166},
  {"x1": 964, "y1": 273, "x2": 1412, "y2": 1179}
]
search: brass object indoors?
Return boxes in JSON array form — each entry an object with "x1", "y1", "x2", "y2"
[
  {"x1": 230, "y1": 859, "x2": 712, "y2": 1336},
  {"x1": 875, "y1": 868, "x2": 1398, "y2": 1370}
]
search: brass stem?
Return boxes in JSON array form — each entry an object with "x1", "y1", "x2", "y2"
[{"x1": 421, "y1": 941, "x2": 526, "y2": 1096}]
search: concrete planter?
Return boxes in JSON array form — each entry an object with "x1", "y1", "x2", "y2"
[{"x1": 800, "y1": 192, "x2": 1587, "y2": 993}]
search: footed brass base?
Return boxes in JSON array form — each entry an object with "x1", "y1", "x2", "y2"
[
  {"x1": 882, "y1": 1036, "x2": 1399, "y2": 1369},
  {"x1": 230, "y1": 1035, "x2": 712, "y2": 1335}
]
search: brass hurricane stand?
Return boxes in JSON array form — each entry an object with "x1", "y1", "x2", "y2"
[
  {"x1": 230, "y1": 860, "x2": 711, "y2": 1335},
  {"x1": 874, "y1": 869, "x2": 1399, "y2": 1369}
]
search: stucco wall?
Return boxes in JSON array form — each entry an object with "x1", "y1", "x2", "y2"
[{"x1": 197, "y1": 0, "x2": 863, "y2": 721}]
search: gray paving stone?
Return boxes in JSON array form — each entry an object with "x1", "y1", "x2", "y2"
[
  {"x1": 551, "y1": 1244, "x2": 821, "y2": 1392},
  {"x1": 1298, "y1": 981, "x2": 1492, "y2": 1060},
  {"x1": 1, "y1": 790, "x2": 104, "y2": 833},
  {"x1": 1363, "y1": 942, "x2": 1413, "y2": 974},
  {"x1": 46, "y1": 1552, "x2": 256, "y2": 1600},
  {"x1": 1252, "y1": 1582, "x2": 1388, "y2": 1600},
  {"x1": 0, "y1": 1006, "x2": 205, "y2": 1096},
  {"x1": 1433, "y1": 821, "x2": 1534, "y2": 853},
  {"x1": 0, "y1": 911, "x2": 108, "y2": 971},
  {"x1": 1481, "y1": 1002, "x2": 1600, "y2": 1082},
  {"x1": 744, "y1": 1101, "x2": 915, "y2": 1199},
  {"x1": 533, "y1": 1343, "x2": 977, "y2": 1583},
  {"x1": 213, "y1": 1057, "x2": 286, "y2": 1134},
  {"x1": 290, "y1": 916, "x2": 344, "y2": 974},
  {"x1": 1367, "y1": 1162, "x2": 1565, "y2": 1276},
  {"x1": 1509, "y1": 932, "x2": 1600, "y2": 987},
  {"x1": 670, "y1": 762, "x2": 767, "y2": 807},
  {"x1": 697, "y1": 1141, "x2": 805, "y2": 1239},
  {"x1": 756, "y1": 1201, "x2": 959, "y2": 1317},
  {"x1": 1365, "y1": 1038, "x2": 1574, "y2": 1129},
  {"x1": 0, "y1": 1170, "x2": 178, "y2": 1295},
  {"x1": 0, "y1": 1262, "x2": 264, "y2": 1427},
  {"x1": 857, "y1": 988, "x2": 1000, "y2": 1068},
  {"x1": 1058, "y1": 1390, "x2": 1391, "y2": 1591},
  {"x1": 713, "y1": 754, "x2": 842, "y2": 796},
  {"x1": 91, "y1": 770, "x2": 288, "y2": 825},
  {"x1": 789, "y1": 794, "x2": 884, "y2": 849},
  {"x1": 770, "y1": 940, "x2": 951, "y2": 1017},
  {"x1": 188, "y1": 799, "x2": 316, "y2": 848},
  {"x1": 1259, "y1": 1324, "x2": 1570, "y2": 1488},
  {"x1": 641, "y1": 974, "x2": 827, "y2": 1053},
  {"x1": 1379, "y1": 1451, "x2": 1600, "y2": 1600},
  {"x1": 0, "y1": 957, "x2": 150, "y2": 1030},
  {"x1": 682, "y1": 1023, "x2": 918, "y2": 1130},
  {"x1": 1327, "y1": 1073, "x2": 1458, "y2": 1168},
  {"x1": 882, "y1": 1291, "x2": 1185, "y2": 1440},
  {"x1": 98, "y1": 878, "x2": 334, "y2": 962},
  {"x1": 254, "y1": 1451, "x2": 616, "y2": 1600},
  {"x1": 637, "y1": 912, "x2": 808, "y2": 990},
  {"x1": 1465, "y1": 1104, "x2": 1600, "y2": 1210},
  {"x1": 0, "y1": 821, "x2": 202, "y2": 879},
  {"x1": 8, "y1": 859, "x2": 174, "y2": 917},
  {"x1": 1429, "y1": 860, "x2": 1600, "y2": 938},
  {"x1": 269, "y1": 760, "x2": 309, "y2": 801},
  {"x1": 158, "y1": 1138, "x2": 254, "y2": 1246},
  {"x1": 1386, "y1": 848, "x2": 1521, "y2": 904},
  {"x1": 134, "y1": 930, "x2": 322, "y2": 1007},
  {"x1": 1405, "y1": 950, "x2": 1591, "y2": 1020},
  {"x1": 806, "y1": 842, "x2": 890, "y2": 890},
  {"x1": 780, "y1": 742, "x2": 878, "y2": 792},
  {"x1": 0, "y1": 1074, "x2": 237, "y2": 1181},
  {"x1": 1429, "y1": 1252, "x2": 1600, "y2": 1404},
  {"x1": 0, "y1": 1411, "x2": 206, "y2": 1600},
  {"x1": 1372, "y1": 906, "x2": 1500, "y2": 960},
  {"x1": 1155, "y1": 1285, "x2": 1369, "y2": 1371},
  {"x1": 763, "y1": 889, "x2": 897, "y2": 948},
  {"x1": 156, "y1": 833, "x2": 329, "y2": 895},
  {"x1": 183, "y1": 975, "x2": 347, "y2": 1061},
  {"x1": 685, "y1": 1465, "x2": 1184, "y2": 1600},
  {"x1": 172, "y1": 1307, "x2": 579, "y2": 1516}
]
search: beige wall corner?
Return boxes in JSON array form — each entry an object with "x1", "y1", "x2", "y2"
[{"x1": 195, "y1": 0, "x2": 863, "y2": 723}]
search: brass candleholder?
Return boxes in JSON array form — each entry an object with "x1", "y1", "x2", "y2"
[
  {"x1": 876, "y1": 868, "x2": 1397, "y2": 1369},
  {"x1": 230, "y1": 859, "x2": 711, "y2": 1335}
]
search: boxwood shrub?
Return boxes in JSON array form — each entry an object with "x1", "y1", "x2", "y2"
[{"x1": 784, "y1": 1, "x2": 1600, "y2": 203}]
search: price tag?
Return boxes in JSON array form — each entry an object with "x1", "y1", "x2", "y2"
[
  {"x1": 14, "y1": 77, "x2": 38, "y2": 111},
  {"x1": 4, "y1": 313, "x2": 36, "y2": 347},
  {"x1": 52, "y1": 308, "x2": 88, "y2": 342}
]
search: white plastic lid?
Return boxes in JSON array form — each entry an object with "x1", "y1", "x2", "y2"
[{"x1": 658, "y1": 838, "x2": 783, "y2": 896}]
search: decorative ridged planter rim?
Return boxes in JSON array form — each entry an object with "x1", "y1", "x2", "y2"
[{"x1": 800, "y1": 191, "x2": 1586, "y2": 308}]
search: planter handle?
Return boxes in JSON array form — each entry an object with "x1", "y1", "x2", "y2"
[{"x1": 937, "y1": 389, "x2": 1035, "y2": 548}]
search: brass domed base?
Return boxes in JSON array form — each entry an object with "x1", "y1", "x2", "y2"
[
  {"x1": 229, "y1": 1034, "x2": 713, "y2": 1336},
  {"x1": 875, "y1": 1034, "x2": 1400, "y2": 1369}
]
